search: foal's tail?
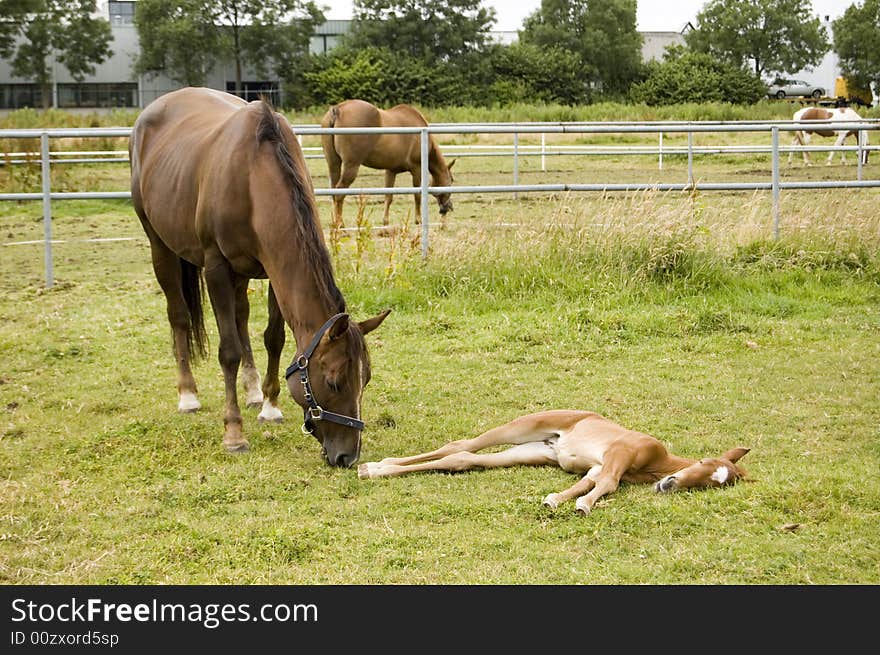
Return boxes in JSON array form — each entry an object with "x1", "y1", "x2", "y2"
[{"x1": 180, "y1": 259, "x2": 208, "y2": 360}]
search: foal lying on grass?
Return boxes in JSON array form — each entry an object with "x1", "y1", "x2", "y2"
[{"x1": 359, "y1": 410, "x2": 749, "y2": 514}]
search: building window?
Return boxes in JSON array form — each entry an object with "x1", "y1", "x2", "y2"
[
  {"x1": 0, "y1": 84, "x2": 47, "y2": 109},
  {"x1": 108, "y1": 1, "x2": 135, "y2": 25},
  {"x1": 225, "y1": 81, "x2": 279, "y2": 104},
  {"x1": 57, "y1": 83, "x2": 138, "y2": 108}
]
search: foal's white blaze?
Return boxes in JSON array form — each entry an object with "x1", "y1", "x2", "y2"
[
  {"x1": 178, "y1": 391, "x2": 201, "y2": 413},
  {"x1": 711, "y1": 465, "x2": 729, "y2": 484},
  {"x1": 258, "y1": 399, "x2": 283, "y2": 422}
]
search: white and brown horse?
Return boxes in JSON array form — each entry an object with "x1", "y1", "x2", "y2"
[
  {"x1": 321, "y1": 99, "x2": 455, "y2": 227},
  {"x1": 790, "y1": 106, "x2": 870, "y2": 165},
  {"x1": 359, "y1": 410, "x2": 750, "y2": 515},
  {"x1": 130, "y1": 87, "x2": 390, "y2": 465}
]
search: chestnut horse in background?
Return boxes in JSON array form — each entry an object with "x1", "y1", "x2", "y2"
[
  {"x1": 130, "y1": 87, "x2": 390, "y2": 466},
  {"x1": 790, "y1": 105, "x2": 870, "y2": 165},
  {"x1": 360, "y1": 410, "x2": 750, "y2": 515},
  {"x1": 321, "y1": 99, "x2": 456, "y2": 227}
]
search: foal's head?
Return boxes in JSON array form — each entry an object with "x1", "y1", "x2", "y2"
[
  {"x1": 288, "y1": 310, "x2": 390, "y2": 468},
  {"x1": 654, "y1": 447, "x2": 750, "y2": 493}
]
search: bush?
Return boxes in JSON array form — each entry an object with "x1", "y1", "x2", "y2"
[{"x1": 629, "y1": 46, "x2": 767, "y2": 106}]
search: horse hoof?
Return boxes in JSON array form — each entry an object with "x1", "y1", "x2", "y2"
[
  {"x1": 258, "y1": 401, "x2": 284, "y2": 423},
  {"x1": 224, "y1": 441, "x2": 250, "y2": 454},
  {"x1": 542, "y1": 494, "x2": 560, "y2": 509}
]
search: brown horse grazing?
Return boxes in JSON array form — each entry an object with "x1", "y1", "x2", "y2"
[
  {"x1": 320, "y1": 99, "x2": 456, "y2": 227},
  {"x1": 129, "y1": 87, "x2": 390, "y2": 466},
  {"x1": 359, "y1": 410, "x2": 750, "y2": 515}
]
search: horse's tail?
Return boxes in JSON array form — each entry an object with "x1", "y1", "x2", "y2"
[
  {"x1": 180, "y1": 258, "x2": 208, "y2": 360},
  {"x1": 321, "y1": 105, "x2": 342, "y2": 184}
]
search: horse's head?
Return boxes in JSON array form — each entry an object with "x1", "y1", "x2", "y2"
[
  {"x1": 432, "y1": 158, "x2": 455, "y2": 215},
  {"x1": 654, "y1": 447, "x2": 749, "y2": 493},
  {"x1": 287, "y1": 310, "x2": 391, "y2": 467}
]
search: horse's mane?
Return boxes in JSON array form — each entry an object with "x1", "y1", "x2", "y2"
[{"x1": 255, "y1": 100, "x2": 346, "y2": 315}]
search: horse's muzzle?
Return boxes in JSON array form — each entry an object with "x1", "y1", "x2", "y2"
[
  {"x1": 439, "y1": 201, "x2": 453, "y2": 215},
  {"x1": 654, "y1": 476, "x2": 678, "y2": 493}
]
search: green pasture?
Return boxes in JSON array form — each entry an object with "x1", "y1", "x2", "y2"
[{"x1": 1, "y1": 111, "x2": 879, "y2": 584}]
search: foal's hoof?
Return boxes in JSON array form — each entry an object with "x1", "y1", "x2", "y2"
[
  {"x1": 542, "y1": 493, "x2": 561, "y2": 509},
  {"x1": 358, "y1": 463, "x2": 375, "y2": 480},
  {"x1": 224, "y1": 440, "x2": 251, "y2": 454},
  {"x1": 575, "y1": 498, "x2": 592, "y2": 515}
]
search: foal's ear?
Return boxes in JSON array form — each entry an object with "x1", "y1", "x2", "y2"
[
  {"x1": 722, "y1": 447, "x2": 750, "y2": 463},
  {"x1": 447, "y1": 158, "x2": 456, "y2": 170},
  {"x1": 329, "y1": 314, "x2": 350, "y2": 340},
  {"x1": 359, "y1": 309, "x2": 391, "y2": 336}
]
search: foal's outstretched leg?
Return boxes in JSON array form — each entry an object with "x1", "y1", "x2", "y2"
[
  {"x1": 360, "y1": 441, "x2": 557, "y2": 479},
  {"x1": 360, "y1": 413, "x2": 564, "y2": 479},
  {"x1": 258, "y1": 284, "x2": 285, "y2": 423},
  {"x1": 572, "y1": 445, "x2": 635, "y2": 515},
  {"x1": 543, "y1": 466, "x2": 601, "y2": 508}
]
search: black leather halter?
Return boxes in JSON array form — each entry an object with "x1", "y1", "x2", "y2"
[{"x1": 284, "y1": 313, "x2": 365, "y2": 434}]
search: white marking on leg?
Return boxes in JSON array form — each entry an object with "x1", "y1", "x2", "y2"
[
  {"x1": 543, "y1": 493, "x2": 561, "y2": 509},
  {"x1": 241, "y1": 367, "x2": 263, "y2": 406},
  {"x1": 258, "y1": 399, "x2": 283, "y2": 422},
  {"x1": 711, "y1": 466, "x2": 729, "y2": 484},
  {"x1": 575, "y1": 497, "x2": 592, "y2": 514},
  {"x1": 178, "y1": 391, "x2": 201, "y2": 413}
]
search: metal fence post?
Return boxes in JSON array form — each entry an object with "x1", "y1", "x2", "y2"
[
  {"x1": 772, "y1": 126, "x2": 780, "y2": 240},
  {"x1": 658, "y1": 132, "x2": 663, "y2": 171},
  {"x1": 857, "y1": 128, "x2": 864, "y2": 181},
  {"x1": 41, "y1": 131, "x2": 53, "y2": 288},
  {"x1": 513, "y1": 132, "x2": 519, "y2": 199},
  {"x1": 420, "y1": 127, "x2": 429, "y2": 259},
  {"x1": 687, "y1": 131, "x2": 694, "y2": 188},
  {"x1": 541, "y1": 132, "x2": 546, "y2": 172}
]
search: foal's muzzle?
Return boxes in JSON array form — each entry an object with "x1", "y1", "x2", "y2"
[{"x1": 654, "y1": 476, "x2": 678, "y2": 493}]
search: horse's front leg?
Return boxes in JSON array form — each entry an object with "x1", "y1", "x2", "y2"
[
  {"x1": 258, "y1": 283, "x2": 285, "y2": 423},
  {"x1": 410, "y1": 168, "x2": 422, "y2": 224},
  {"x1": 204, "y1": 254, "x2": 248, "y2": 453},
  {"x1": 383, "y1": 170, "x2": 397, "y2": 225},
  {"x1": 234, "y1": 278, "x2": 263, "y2": 408}
]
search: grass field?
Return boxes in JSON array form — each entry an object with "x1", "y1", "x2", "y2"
[{"x1": 1, "y1": 111, "x2": 879, "y2": 584}]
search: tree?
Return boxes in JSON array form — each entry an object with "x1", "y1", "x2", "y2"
[
  {"x1": 345, "y1": 0, "x2": 496, "y2": 63},
  {"x1": 520, "y1": 0, "x2": 643, "y2": 97},
  {"x1": 833, "y1": 0, "x2": 880, "y2": 93},
  {"x1": 134, "y1": 0, "x2": 323, "y2": 95},
  {"x1": 686, "y1": 0, "x2": 828, "y2": 78},
  {"x1": 0, "y1": 0, "x2": 113, "y2": 108},
  {"x1": 629, "y1": 46, "x2": 767, "y2": 105}
]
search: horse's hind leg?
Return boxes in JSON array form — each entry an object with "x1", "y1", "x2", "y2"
[
  {"x1": 139, "y1": 218, "x2": 201, "y2": 413},
  {"x1": 332, "y1": 161, "x2": 361, "y2": 229},
  {"x1": 234, "y1": 278, "x2": 263, "y2": 408},
  {"x1": 258, "y1": 283, "x2": 285, "y2": 423},
  {"x1": 204, "y1": 252, "x2": 248, "y2": 453}
]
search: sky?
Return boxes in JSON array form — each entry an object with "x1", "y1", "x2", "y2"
[{"x1": 320, "y1": 1, "x2": 857, "y2": 32}]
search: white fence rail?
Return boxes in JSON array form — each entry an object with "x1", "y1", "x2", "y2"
[{"x1": 1, "y1": 120, "x2": 878, "y2": 287}]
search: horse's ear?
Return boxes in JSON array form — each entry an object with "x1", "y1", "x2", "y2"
[
  {"x1": 329, "y1": 314, "x2": 350, "y2": 340},
  {"x1": 722, "y1": 447, "x2": 750, "y2": 463},
  {"x1": 359, "y1": 309, "x2": 391, "y2": 336},
  {"x1": 447, "y1": 158, "x2": 456, "y2": 170}
]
